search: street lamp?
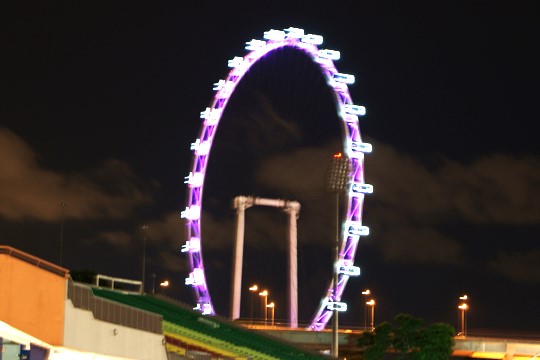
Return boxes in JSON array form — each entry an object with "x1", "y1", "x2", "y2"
[
  {"x1": 362, "y1": 289, "x2": 371, "y2": 331},
  {"x1": 259, "y1": 290, "x2": 268, "y2": 325},
  {"x1": 160, "y1": 280, "x2": 169, "y2": 295},
  {"x1": 458, "y1": 303, "x2": 468, "y2": 337},
  {"x1": 141, "y1": 225, "x2": 148, "y2": 293},
  {"x1": 267, "y1": 302, "x2": 275, "y2": 326},
  {"x1": 366, "y1": 299, "x2": 376, "y2": 331},
  {"x1": 327, "y1": 153, "x2": 351, "y2": 359},
  {"x1": 249, "y1": 285, "x2": 258, "y2": 324}
]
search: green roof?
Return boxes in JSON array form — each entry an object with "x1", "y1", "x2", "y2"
[{"x1": 92, "y1": 288, "x2": 327, "y2": 360}]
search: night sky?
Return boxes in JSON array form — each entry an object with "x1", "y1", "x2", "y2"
[{"x1": 1, "y1": 1, "x2": 539, "y2": 335}]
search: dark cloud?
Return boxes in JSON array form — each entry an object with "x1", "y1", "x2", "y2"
[
  {"x1": 137, "y1": 213, "x2": 187, "y2": 273},
  {"x1": 0, "y1": 127, "x2": 153, "y2": 222},
  {"x1": 378, "y1": 227, "x2": 462, "y2": 265},
  {"x1": 226, "y1": 137, "x2": 540, "y2": 270},
  {"x1": 440, "y1": 155, "x2": 540, "y2": 225},
  {"x1": 488, "y1": 250, "x2": 540, "y2": 283},
  {"x1": 97, "y1": 231, "x2": 133, "y2": 249}
]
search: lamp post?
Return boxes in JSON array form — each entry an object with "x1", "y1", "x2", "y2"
[
  {"x1": 160, "y1": 280, "x2": 169, "y2": 295},
  {"x1": 458, "y1": 294, "x2": 468, "y2": 337},
  {"x1": 259, "y1": 290, "x2": 268, "y2": 325},
  {"x1": 141, "y1": 225, "x2": 148, "y2": 293},
  {"x1": 249, "y1": 285, "x2": 258, "y2": 324},
  {"x1": 458, "y1": 302, "x2": 468, "y2": 337},
  {"x1": 267, "y1": 302, "x2": 275, "y2": 326},
  {"x1": 366, "y1": 299, "x2": 375, "y2": 331},
  {"x1": 362, "y1": 289, "x2": 371, "y2": 331},
  {"x1": 59, "y1": 202, "x2": 66, "y2": 267},
  {"x1": 327, "y1": 153, "x2": 351, "y2": 358}
]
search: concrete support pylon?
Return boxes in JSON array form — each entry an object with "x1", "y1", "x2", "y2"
[{"x1": 230, "y1": 196, "x2": 300, "y2": 329}]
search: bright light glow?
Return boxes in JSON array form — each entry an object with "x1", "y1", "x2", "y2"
[
  {"x1": 339, "y1": 264, "x2": 361, "y2": 276},
  {"x1": 366, "y1": 299, "x2": 375, "y2": 306},
  {"x1": 344, "y1": 114, "x2": 358, "y2": 123},
  {"x1": 315, "y1": 56, "x2": 334, "y2": 69},
  {"x1": 460, "y1": 295, "x2": 468, "y2": 300},
  {"x1": 212, "y1": 79, "x2": 226, "y2": 90},
  {"x1": 160, "y1": 280, "x2": 169, "y2": 287},
  {"x1": 318, "y1": 49, "x2": 340, "y2": 60},
  {"x1": 334, "y1": 73, "x2": 355, "y2": 84},
  {"x1": 362, "y1": 289, "x2": 371, "y2": 295},
  {"x1": 267, "y1": 302, "x2": 275, "y2": 308},
  {"x1": 333, "y1": 152, "x2": 343, "y2": 158},
  {"x1": 185, "y1": 269, "x2": 205, "y2": 286},
  {"x1": 302, "y1": 33, "x2": 323, "y2": 45},
  {"x1": 458, "y1": 303, "x2": 469, "y2": 310},
  {"x1": 351, "y1": 141, "x2": 372, "y2": 154},
  {"x1": 228, "y1": 56, "x2": 244, "y2": 68},
  {"x1": 264, "y1": 29, "x2": 286, "y2": 41},
  {"x1": 346, "y1": 221, "x2": 370, "y2": 236},
  {"x1": 202, "y1": 303, "x2": 212, "y2": 315},
  {"x1": 245, "y1": 39, "x2": 266, "y2": 50},
  {"x1": 190, "y1": 139, "x2": 211, "y2": 155},
  {"x1": 184, "y1": 172, "x2": 204, "y2": 188},
  {"x1": 326, "y1": 301, "x2": 347, "y2": 311},
  {"x1": 351, "y1": 183, "x2": 374, "y2": 194},
  {"x1": 180, "y1": 205, "x2": 201, "y2": 220},
  {"x1": 470, "y1": 352, "x2": 506, "y2": 359},
  {"x1": 330, "y1": 81, "x2": 348, "y2": 92},
  {"x1": 200, "y1": 107, "x2": 222, "y2": 125},
  {"x1": 216, "y1": 84, "x2": 234, "y2": 99},
  {"x1": 181, "y1": 237, "x2": 201, "y2": 253},
  {"x1": 259, "y1": 290, "x2": 268, "y2": 297},
  {"x1": 284, "y1": 27, "x2": 304, "y2": 38},
  {"x1": 249, "y1": 285, "x2": 258, "y2": 291},
  {"x1": 344, "y1": 104, "x2": 366, "y2": 116}
]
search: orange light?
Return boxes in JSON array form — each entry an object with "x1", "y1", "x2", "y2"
[
  {"x1": 471, "y1": 351, "x2": 505, "y2": 359},
  {"x1": 333, "y1": 153, "x2": 343, "y2": 158}
]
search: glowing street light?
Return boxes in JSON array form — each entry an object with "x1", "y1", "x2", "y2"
[
  {"x1": 267, "y1": 302, "x2": 275, "y2": 326},
  {"x1": 249, "y1": 284, "x2": 258, "y2": 324},
  {"x1": 458, "y1": 294, "x2": 469, "y2": 337},
  {"x1": 362, "y1": 289, "x2": 371, "y2": 331},
  {"x1": 458, "y1": 303, "x2": 469, "y2": 337},
  {"x1": 366, "y1": 299, "x2": 376, "y2": 331},
  {"x1": 259, "y1": 290, "x2": 268, "y2": 325},
  {"x1": 160, "y1": 280, "x2": 169, "y2": 295}
]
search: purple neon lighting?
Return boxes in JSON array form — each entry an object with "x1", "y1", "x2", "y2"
[{"x1": 182, "y1": 27, "x2": 371, "y2": 326}]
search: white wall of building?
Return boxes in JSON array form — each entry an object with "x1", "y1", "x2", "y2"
[{"x1": 63, "y1": 300, "x2": 168, "y2": 360}]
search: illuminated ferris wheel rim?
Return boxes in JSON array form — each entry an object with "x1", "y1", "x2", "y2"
[{"x1": 181, "y1": 27, "x2": 373, "y2": 330}]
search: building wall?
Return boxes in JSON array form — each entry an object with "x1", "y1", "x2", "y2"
[
  {"x1": 0, "y1": 253, "x2": 66, "y2": 345},
  {"x1": 63, "y1": 300, "x2": 168, "y2": 360}
]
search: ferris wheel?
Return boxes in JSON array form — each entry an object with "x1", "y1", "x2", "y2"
[{"x1": 181, "y1": 27, "x2": 373, "y2": 331}]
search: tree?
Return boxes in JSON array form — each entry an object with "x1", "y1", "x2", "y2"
[
  {"x1": 70, "y1": 269, "x2": 97, "y2": 284},
  {"x1": 359, "y1": 322, "x2": 393, "y2": 360},
  {"x1": 357, "y1": 314, "x2": 455, "y2": 360},
  {"x1": 413, "y1": 323, "x2": 455, "y2": 360},
  {"x1": 392, "y1": 313, "x2": 424, "y2": 356}
]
